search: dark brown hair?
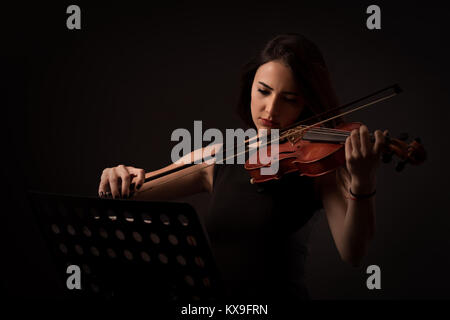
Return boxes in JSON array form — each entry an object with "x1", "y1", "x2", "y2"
[{"x1": 236, "y1": 33, "x2": 340, "y2": 129}]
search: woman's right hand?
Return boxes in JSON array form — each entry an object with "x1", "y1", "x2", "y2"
[{"x1": 98, "y1": 165, "x2": 146, "y2": 199}]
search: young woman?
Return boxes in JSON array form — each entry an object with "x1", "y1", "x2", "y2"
[{"x1": 98, "y1": 33, "x2": 387, "y2": 301}]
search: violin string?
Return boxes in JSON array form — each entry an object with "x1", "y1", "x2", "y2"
[
  {"x1": 302, "y1": 127, "x2": 351, "y2": 136},
  {"x1": 281, "y1": 127, "x2": 349, "y2": 140}
]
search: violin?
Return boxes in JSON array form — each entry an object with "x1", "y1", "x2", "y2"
[
  {"x1": 244, "y1": 84, "x2": 427, "y2": 184},
  {"x1": 244, "y1": 121, "x2": 427, "y2": 184},
  {"x1": 106, "y1": 84, "x2": 426, "y2": 197}
]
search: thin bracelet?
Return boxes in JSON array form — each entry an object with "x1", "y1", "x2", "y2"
[{"x1": 347, "y1": 188, "x2": 376, "y2": 200}]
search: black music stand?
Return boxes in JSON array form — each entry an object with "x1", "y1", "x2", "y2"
[{"x1": 27, "y1": 190, "x2": 224, "y2": 302}]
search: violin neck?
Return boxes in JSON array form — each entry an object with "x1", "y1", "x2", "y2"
[{"x1": 302, "y1": 131, "x2": 375, "y2": 144}]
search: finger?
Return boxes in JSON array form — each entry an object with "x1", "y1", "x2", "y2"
[
  {"x1": 359, "y1": 125, "x2": 370, "y2": 157},
  {"x1": 373, "y1": 129, "x2": 385, "y2": 156},
  {"x1": 126, "y1": 169, "x2": 138, "y2": 191},
  {"x1": 116, "y1": 165, "x2": 132, "y2": 198},
  {"x1": 108, "y1": 168, "x2": 121, "y2": 199},
  {"x1": 129, "y1": 173, "x2": 137, "y2": 191},
  {"x1": 98, "y1": 168, "x2": 110, "y2": 197},
  {"x1": 130, "y1": 167, "x2": 146, "y2": 190},
  {"x1": 350, "y1": 129, "x2": 361, "y2": 158},
  {"x1": 345, "y1": 135, "x2": 352, "y2": 161}
]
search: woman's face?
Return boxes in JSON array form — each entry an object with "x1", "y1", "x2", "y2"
[{"x1": 250, "y1": 60, "x2": 306, "y2": 131}]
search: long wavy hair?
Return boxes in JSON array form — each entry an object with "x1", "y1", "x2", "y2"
[{"x1": 236, "y1": 33, "x2": 341, "y2": 129}]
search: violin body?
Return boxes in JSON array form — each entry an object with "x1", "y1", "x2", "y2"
[{"x1": 245, "y1": 122, "x2": 426, "y2": 184}]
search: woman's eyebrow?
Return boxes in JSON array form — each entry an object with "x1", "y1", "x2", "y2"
[{"x1": 258, "y1": 81, "x2": 299, "y2": 95}]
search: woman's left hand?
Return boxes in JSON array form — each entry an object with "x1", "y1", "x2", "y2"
[{"x1": 345, "y1": 124, "x2": 388, "y2": 194}]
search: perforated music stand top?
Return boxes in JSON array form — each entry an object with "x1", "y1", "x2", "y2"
[{"x1": 28, "y1": 190, "x2": 224, "y2": 302}]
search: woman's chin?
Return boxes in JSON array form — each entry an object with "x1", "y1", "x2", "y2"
[{"x1": 257, "y1": 127, "x2": 279, "y2": 134}]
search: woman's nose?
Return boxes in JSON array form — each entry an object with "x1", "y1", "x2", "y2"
[{"x1": 265, "y1": 96, "x2": 281, "y2": 116}]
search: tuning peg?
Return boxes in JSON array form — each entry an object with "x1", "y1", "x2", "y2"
[
  {"x1": 395, "y1": 160, "x2": 407, "y2": 172},
  {"x1": 397, "y1": 132, "x2": 409, "y2": 141}
]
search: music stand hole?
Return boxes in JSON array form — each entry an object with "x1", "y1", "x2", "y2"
[
  {"x1": 82, "y1": 226, "x2": 92, "y2": 237},
  {"x1": 124, "y1": 211, "x2": 134, "y2": 222},
  {"x1": 185, "y1": 275, "x2": 195, "y2": 286},
  {"x1": 176, "y1": 255, "x2": 186, "y2": 266},
  {"x1": 132, "y1": 232, "x2": 142, "y2": 242},
  {"x1": 168, "y1": 234, "x2": 178, "y2": 245},
  {"x1": 140, "y1": 251, "x2": 151, "y2": 262},
  {"x1": 106, "y1": 248, "x2": 117, "y2": 258},
  {"x1": 115, "y1": 230, "x2": 125, "y2": 240},
  {"x1": 124, "y1": 250, "x2": 133, "y2": 261},
  {"x1": 99, "y1": 228, "x2": 108, "y2": 239},
  {"x1": 203, "y1": 277, "x2": 211, "y2": 288},
  {"x1": 59, "y1": 243, "x2": 68, "y2": 254},
  {"x1": 74, "y1": 244, "x2": 84, "y2": 255},
  {"x1": 51, "y1": 224, "x2": 60, "y2": 234},
  {"x1": 150, "y1": 233, "x2": 160, "y2": 244},
  {"x1": 186, "y1": 235, "x2": 197, "y2": 246},
  {"x1": 67, "y1": 224, "x2": 76, "y2": 236},
  {"x1": 178, "y1": 214, "x2": 189, "y2": 226},
  {"x1": 90, "y1": 208, "x2": 100, "y2": 220},
  {"x1": 108, "y1": 209, "x2": 117, "y2": 221},
  {"x1": 142, "y1": 213, "x2": 152, "y2": 224},
  {"x1": 158, "y1": 253, "x2": 168, "y2": 264},
  {"x1": 194, "y1": 256, "x2": 205, "y2": 268},
  {"x1": 160, "y1": 214, "x2": 170, "y2": 226},
  {"x1": 90, "y1": 246, "x2": 100, "y2": 257}
]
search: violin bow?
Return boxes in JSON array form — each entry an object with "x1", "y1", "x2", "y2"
[{"x1": 117, "y1": 84, "x2": 404, "y2": 195}]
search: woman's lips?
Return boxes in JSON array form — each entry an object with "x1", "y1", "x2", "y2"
[{"x1": 259, "y1": 118, "x2": 278, "y2": 127}]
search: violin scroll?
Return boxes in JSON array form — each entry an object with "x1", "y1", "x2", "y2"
[{"x1": 382, "y1": 134, "x2": 427, "y2": 172}]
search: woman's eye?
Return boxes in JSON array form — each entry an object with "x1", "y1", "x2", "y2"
[{"x1": 258, "y1": 89, "x2": 270, "y2": 95}]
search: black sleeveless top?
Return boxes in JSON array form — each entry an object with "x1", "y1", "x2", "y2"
[{"x1": 205, "y1": 158, "x2": 323, "y2": 302}]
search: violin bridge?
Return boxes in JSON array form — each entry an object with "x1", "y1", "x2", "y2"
[
  {"x1": 290, "y1": 135, "x2": 303, "y2": 145},
  {"x1": 283, "y1": 128, "x2": 304, "y2": 145}
]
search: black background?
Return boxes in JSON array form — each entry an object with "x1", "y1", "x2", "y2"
[{"x1": 2, "y1": 1, "x2": 449, "y2": 299}]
